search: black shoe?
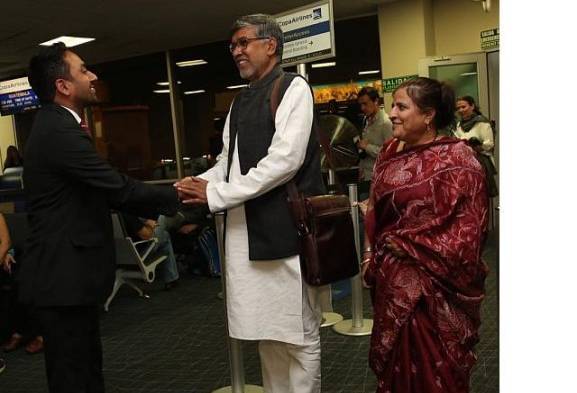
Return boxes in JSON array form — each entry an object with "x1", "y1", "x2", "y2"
[
  {"x1": 164, "y1": 280, "x2": 179, "y2": 291},
  {"x1": 0, "y1": 358, "x2": 6, "y2": 374}
]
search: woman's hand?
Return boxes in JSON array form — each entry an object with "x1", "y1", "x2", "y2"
[
  {"x1": 385, "y1": 238, "x2": 407, "y2": 258},
  {"x1": 361, "y1": 252, "x2": 374, "y2": 288},
  {"x1": 1, "y1": 253, "x2": 15, "y2": 274},
  {"x1": 357, "y1": 139, "x2": 369, "y2": 150},
  {"x1": 357, "y1": 199, "x2": 369, "y2": 217}
]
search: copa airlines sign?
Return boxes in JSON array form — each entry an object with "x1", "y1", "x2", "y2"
[
  {"x1": 275, "y1": 0, "x2": 335, "y2": 67},
  {"x1": 278, "y1": 13, "x2": 316, "y2": 29}
]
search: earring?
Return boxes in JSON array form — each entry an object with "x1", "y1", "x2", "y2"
[{"x1": 425, "y1": 122, "x2": 431, "y2": 133}]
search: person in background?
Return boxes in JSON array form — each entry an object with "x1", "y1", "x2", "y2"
[
  {"x1": 209, "y1": 129, "x2": 224, "y2": 166},
  {"x1": 362, "y1": 77, "x2": 489, "y2": 393},
  {"x1": 0, "y1": 215, "x2": 14, "y2": 274},
  {"x1": 120, "y1": 213, "x2": 179, "y2": 290},
  {"x1": 454, "y1": 96, "x2": 498, "y2": 197},
  {"x1": 176, "y1": 14, "x2": 324, "y2": 393},
  {"x1": 162, "y1": 206, "x2": 213, "y2": 276},
  {"x1": 0, "y1": 211, "x2": 44, "y2": 355},
  {"x1": 454, "y1": 95, "x2": 494, "y2": 160},
  {"x1": 343, "y1": 98, "x2": 363, "y2": 130},
  {"x1": 356, "y1": 87, "x2": 393, "y2": 197},
  {"x1": 3, "y1": 145, "x2": 23, "y2": 172},
  {"x1": 0, "y1": 214, "x2": 18, "y2": 375}
]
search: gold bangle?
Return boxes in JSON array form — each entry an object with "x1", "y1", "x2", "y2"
[{"x1": 361, "y1": 258, "x2": 372, "y2": 265}]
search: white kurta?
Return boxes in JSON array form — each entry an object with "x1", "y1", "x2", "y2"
[{"x1": 198, "y1": 77, "x2": 319, "y2": 345}]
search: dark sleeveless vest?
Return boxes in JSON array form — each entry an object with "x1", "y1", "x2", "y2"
[{"x1": 227, "y1": 66, "x2": 325, "y2": 260}]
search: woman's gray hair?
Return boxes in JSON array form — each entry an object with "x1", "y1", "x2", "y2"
[{"x1": 231, "y1": 14, "x2": 284, "y2": 60}]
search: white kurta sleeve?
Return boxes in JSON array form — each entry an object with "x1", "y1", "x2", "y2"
[
  {"x1": 205, "y1": 77, "x2": 314, "y2": 213},
  {"x1": 197, "y1": 112, "x2": 231, "y2": 184}
]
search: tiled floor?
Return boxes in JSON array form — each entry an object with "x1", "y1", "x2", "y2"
[{"x1": 0, "y1": 231, "x2": 498, "y2": 393}]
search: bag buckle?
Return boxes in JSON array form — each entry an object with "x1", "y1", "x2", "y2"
[{"x1": 297, "y1": 223, "x2": 310, "y2": 236}]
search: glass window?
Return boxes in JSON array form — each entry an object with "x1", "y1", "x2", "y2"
[
  {"x1": 11, "y1": 14, "x2": 381, "y2": 183},
  {"x1": 89, "y1": 53, "x2": 176, "y2": 181},
  {"x1": 429, "y1": 63, "x2": 480, "y2": 105}
]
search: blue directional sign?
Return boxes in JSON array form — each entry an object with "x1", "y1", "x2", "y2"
[
  {"x1": 0, "y1": 77, "x2": 40, "y2": 116},
  {"x1": 276, "y1": 0, "x2": 336, "y2": 66}
]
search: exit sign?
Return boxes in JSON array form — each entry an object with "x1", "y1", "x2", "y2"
[
  {"x1": 481, "y1": 28, "x2": 499, "y2": 50},
  {"x1": 382, "y1": 75, "x2": 418, "y2": 93}
]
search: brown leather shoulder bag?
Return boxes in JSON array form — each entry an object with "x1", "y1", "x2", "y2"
[{"x1": 270, "y1": 73, "x2": 359, "y2": 286}]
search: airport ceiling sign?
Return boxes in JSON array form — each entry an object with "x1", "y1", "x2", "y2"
[
  {"x1": 0, "y1": 77, "x2": 40, "y2": 116},
  {"x1": 276, "y1": 0, "x2": 336, "y2": 67}
]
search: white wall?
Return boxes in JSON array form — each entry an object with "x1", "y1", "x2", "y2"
[
  {"x1": 433, "y1": 0, "x2": 500, "y2": 56},
  {"x1": 378, "y1": 0, "x2": 499, "y2": 107}
]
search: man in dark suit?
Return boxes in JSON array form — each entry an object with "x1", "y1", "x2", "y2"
[{"x1": 19, "y1": 42, "x2": 182, "y2": 393}]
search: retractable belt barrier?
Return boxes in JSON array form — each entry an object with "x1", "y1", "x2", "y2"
[{"x1": 333, "y1": 183, "x2": 373, "y2": 336}]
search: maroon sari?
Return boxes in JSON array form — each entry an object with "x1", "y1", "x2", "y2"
[{"x1": 364, "y1": 137, "x2": 489, "y2": 393}]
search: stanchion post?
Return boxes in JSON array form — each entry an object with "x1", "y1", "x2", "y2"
[
  {"x1": 348, "y1": 184, "x2": 364, "y2": 328},
  {"x1": 328, "y1": 169, "x2": 336, "y2": 192},
  {"x1": 229, "y1": 339, "x2": 245, "y2": 393},
  {"x1": 332, "y1": 184, "x2": 373, "y2": 336},
  {"x1": 212, "y1": 212, "x2": 263, "y2": 393},
  {"x1": 319, "y1": 168, "x2": 343, "y2": 327}
]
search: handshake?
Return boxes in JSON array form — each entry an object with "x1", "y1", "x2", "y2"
[{"x1": 174, "y1": 176, "x2": 208, "y2": 205}]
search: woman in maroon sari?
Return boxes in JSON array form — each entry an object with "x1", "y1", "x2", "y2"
[{"x1": 362, "y1": 77, "x2": 489, "y2": 393}]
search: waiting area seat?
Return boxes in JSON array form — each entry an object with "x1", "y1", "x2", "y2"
[
  {"x1": 0, "y1": 169, "x2": 26, "y2": 213},
  {"x1": 105, "y1": 212, "x2": 167, "y2": 311}
]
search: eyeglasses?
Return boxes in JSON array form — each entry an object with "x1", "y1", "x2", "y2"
[{"x1": 229, "y1": 36, "x2": 270, "y2": 53}]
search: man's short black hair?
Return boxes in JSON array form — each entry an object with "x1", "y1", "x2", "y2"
[
  {"x1": 28, "y1": 42, "x2": 71, "y2": 104},
  {"x1": 358, "y1": 86, "x2": 380, "y2": 102}
]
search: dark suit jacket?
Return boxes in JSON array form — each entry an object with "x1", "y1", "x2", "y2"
[{"x1": 19, "y1": 104, "x2": 179, "y2": 307}]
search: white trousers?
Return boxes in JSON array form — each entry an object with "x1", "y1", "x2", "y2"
[{"x1": 258, "y1": 284, "x2": 321, "y2": 393}]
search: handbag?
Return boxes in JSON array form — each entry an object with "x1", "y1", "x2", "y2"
[{"x1": 270, "y1": 73, "x2": 359, "y2": 286}]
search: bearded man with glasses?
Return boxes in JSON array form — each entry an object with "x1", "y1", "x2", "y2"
[{"x1": 176, "y1": 14, "x2": 324, "y2": 393}]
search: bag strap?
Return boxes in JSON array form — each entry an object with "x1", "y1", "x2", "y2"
[{"x1": 269, "y1": 73, "x2": 339, "y2": 204}]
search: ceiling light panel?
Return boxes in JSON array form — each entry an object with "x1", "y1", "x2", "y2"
[
  {"x1": 176, "y1": 59, "x2": 208, "y2": 67},
  {"x1": 39, "y1": 36, "x2": 95, "y2": 47},
  {"x1": 184, "y1": 90, "x2": 206, "y2": 95},
  {"x1": 358, "y1": 70, "x2": 380, "y2": 75},
  {"x1": 311, "y1": 62, "x2": 336, "y2": 68},
  {"x1": 226, "y1": 84, "x2": 248, "y2": 89}
]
